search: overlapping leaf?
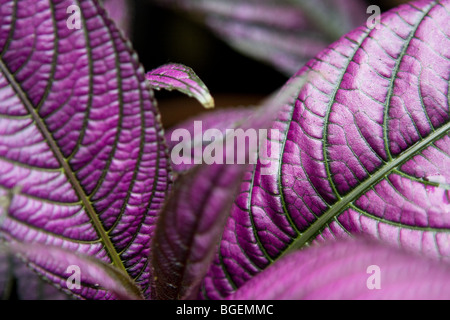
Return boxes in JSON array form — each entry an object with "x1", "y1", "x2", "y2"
[
  {"x1": 152, "y1": 77, "x2": 306, "y2": 300},
  {"x1": 230, "y1": 239, "x2": 450, "y2": 300},
  {"x1": 200, "y1": 0, "x2": 450, "y2": 299},
  {"x1": 5, "y1": 241, "x2": 143, "y2": 300},
  {"x1": 151, "y1": 0, "x2": 367, "y2": 75},
  {"x1": 0, "y1": 250, "x2": 69, "y2": 300},
  {"x1": 0, "y1": 0, "x2": 169, "y2": 299}
]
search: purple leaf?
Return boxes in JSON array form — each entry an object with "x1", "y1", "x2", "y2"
[
  {"x1": 151, "y1": 77, "x2": 306, "y2": 300},
  {"x1": 151, "y1": 0, "x2": 367, "y2": 75},
  {"x1": 230, "y1": 239, "x2": 450, "y2": 300},
  {"x1": 4, "y1": 241, "x2": 143, "y2": 300},
  {"x1": 201, "y1": 0, "x2": 450, "y2": 299},
  {"x1": 10, "y1": 256, "x2": 70, "y2": 300},
  {"x1": 0, "y1": 250, "x2": 69, "y2": 300},
  {"x1": 152, "y1": 162, "x2": 247, "y2": 300},
  {"x1": 146, "y1": 63, "x2": 215, "y2": 109},
  {"x1": 0, "y1": 0, "x2": 170, "y2": 299}
]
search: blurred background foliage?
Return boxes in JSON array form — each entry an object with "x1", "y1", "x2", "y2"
[{"x1": 128, "y1": 0, "x2": 412, "y2": 128}]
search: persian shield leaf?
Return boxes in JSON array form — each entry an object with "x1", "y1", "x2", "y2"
[
  {"x1": 0, "y1": 251, "x2": 69, "y2": 300},
  {"x1": 230, "y1": 239, "x2": 450, "y2": 300},
  {"x1": 152, "y1": 77, "x2": 306, "y2": 300},
  {"x1": 146, "y1": 63, "x2": 215, "y2": 109},
  {"x1": 152, "y1": 162, "x2": 246, "y2": 300},
  {"x1": 5, "y1": 241, "x2": 143, "y2": 300},
  {"x1": 151, "y1": 0, "x2": 367, "y2": 75},
  {"x1": 201, "y1": 0, "x2": 450, "y2": 299},
  {"x1": 0, "y1": 0, "x2": 169, "y2": 299}
]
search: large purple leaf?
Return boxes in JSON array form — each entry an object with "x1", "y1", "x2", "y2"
[
  {"x1": 151, "y1": 0, "x2": 367, "y2": 75},
  {"x1": 0, "y1": 0, "x2": 169, "y2": 299},
  {"x1": 230, "y1": 239, "x2": 450, "y2": 300},
  {"x1": 151, "y1": 77, "x2": 306, "y2": 300},
  {"x1": 201, "y1": 0, "x2": 450, "y2": 299}
]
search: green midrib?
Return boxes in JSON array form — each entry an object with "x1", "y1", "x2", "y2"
[
  {"x1": 0, "y1": 58, "x2": 127, "y2": 274},
  {"x1": 281, "y1": 121, "x2": 450, "y2": 258}
]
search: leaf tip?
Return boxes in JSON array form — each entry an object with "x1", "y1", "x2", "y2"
[{"x1": 201, "y1": 94, "x2": 215, "y2": 109}]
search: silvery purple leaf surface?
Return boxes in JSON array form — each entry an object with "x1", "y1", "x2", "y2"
[
  {"x1": 146, "y1": 63, "x2": 215, "y2": 109},
  {"x1": 151, "y1": 0, "x2": 367, "y2": 75},
  {"x1": 230, "y1": 239, "x2": 450, "y2": 300},
  {"x1": 201, "y1": 0, "x2": 450, "y2": 299},
  {"x1": 0, "y1": 0, "x2": 170, "y2": 299}
]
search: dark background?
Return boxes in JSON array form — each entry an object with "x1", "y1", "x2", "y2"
[{"x1": 129, "y1": 0, "x2": 411, "y2": 128}]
